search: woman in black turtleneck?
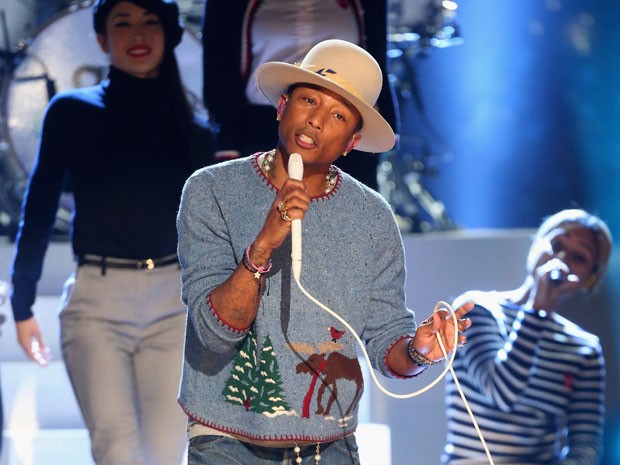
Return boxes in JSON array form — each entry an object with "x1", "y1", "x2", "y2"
[{"x1": 9, "y1": 1, "x2": 213, "y2": 463}]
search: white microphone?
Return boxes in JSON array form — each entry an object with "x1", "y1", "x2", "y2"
[
  {"x1": 288, "y1": 153, "x2": 303, "y2": 280},
  {"x1": 549, "y1": 268, "x2": 563, "y2": 287}
]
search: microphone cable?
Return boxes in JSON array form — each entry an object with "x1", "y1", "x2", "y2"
[
  {"x1": 292, "y1": 276, "x2": 494, "y2": 464},
  {"x1": 285, "y1": 153, "x2": 493, "y2": 463}
]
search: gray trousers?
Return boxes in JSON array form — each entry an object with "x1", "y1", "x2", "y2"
[{"x1": 59, "y1": 263, "x2": 187, "y2": 465}]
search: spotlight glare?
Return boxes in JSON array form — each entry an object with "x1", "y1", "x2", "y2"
[{"x1": 442, "y1": 1, "x2": 458, "y2": 12}]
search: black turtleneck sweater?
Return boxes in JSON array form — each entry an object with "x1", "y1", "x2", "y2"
[{"x1": 10, "y1": 66, "x2": 214, "y2": 321}]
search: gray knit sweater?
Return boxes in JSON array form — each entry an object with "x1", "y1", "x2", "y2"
[{"x1": 177, "y1": 154, "x2": 416, "y2": 444}]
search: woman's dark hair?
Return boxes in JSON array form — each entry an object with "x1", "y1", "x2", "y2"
[
  {"x1": 94, "y1": 0, "x2": 204, "y2": 167},
  {"x1": 93, "y1": 0, "x2": 183, "y2": 49}
]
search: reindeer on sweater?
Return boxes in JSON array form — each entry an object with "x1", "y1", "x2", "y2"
[{"x1": 289, "y1": 339, "x2": 364, "y2": 419}]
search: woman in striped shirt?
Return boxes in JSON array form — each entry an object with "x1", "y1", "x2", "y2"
[{"x1": 443, "y1": 209, "x2": 612, "y2": 465}]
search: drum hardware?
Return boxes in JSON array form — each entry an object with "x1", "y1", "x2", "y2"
[
  {"x1": 378, "y1": 141, "x2": 455, "y2": 233},
  {"x1": 0, "y1": 9, "x2": 9, "y2": 55},
  {"x1": 380, "y1": 0, "x2": 462, "y2": 233},
  {"x1": 0, "y1": 138, "x2": 20, "y2": 237},
  {"x1": 0, "y1": 8, "x2": 25, "y2": 238},
  {"x1": 11, "y1": 52, "x2": 57, "y2": 102},
  {"x1": 388, "y1": 0, "x2": 461, "y2": 47},
  {"x1": 12, "y1": 73, "x2": 56, "y2": 100},
  {"x1": 72, "y1": 64, "x2": 107, "y2": 88},
  {"x1": 380, "y1": 66, "x2": 457, "y2": 232},
  {"x1": 177, "y1": 0, "x2": 204, "y2": 37},
  {"x1": 0, "y1": 23, "x2": 64, "y2": 238}
]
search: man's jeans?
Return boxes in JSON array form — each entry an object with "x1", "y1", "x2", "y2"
[{"x1": 188, "y1": 434, "x2": 362, "y2": 465}]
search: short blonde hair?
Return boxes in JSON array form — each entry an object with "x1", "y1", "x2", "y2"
[{"x1": 526, "y1": 209, "x2": 613, "y2": 293}]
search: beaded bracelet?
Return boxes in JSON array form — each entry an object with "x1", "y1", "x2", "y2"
[
  {"x1": 407, "y1": 339, "x2": 441, "y2": 366},
  {"x1": 243, "y1": 244, "x2": 273, "y2": 280}
]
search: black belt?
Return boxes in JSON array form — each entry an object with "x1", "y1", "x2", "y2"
[{"x1": 77, "y1": 254, "x2": 179, "y2": 274}]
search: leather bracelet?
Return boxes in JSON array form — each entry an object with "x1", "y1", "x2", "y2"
[{"x1": 407, "y1": 339, "x2": 441, "y2": 366}]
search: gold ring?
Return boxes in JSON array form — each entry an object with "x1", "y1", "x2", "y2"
[
  {"x1": 281, "y1": 211, "x2": 293, "y2": 222},
  {"x1": 277, "y1": 200, "x2": 287, "y2": 213}
]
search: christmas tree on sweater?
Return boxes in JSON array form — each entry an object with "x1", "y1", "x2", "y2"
[{"x1": 222, "y1": 330, "x2": 293, "y2": 417}]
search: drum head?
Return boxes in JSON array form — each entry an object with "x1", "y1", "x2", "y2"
[{"x1": 0, "y1": 1, "x2": 203, "y2": 236}]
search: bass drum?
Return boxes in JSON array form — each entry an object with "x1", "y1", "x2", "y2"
[{"x1": 0, "y1": 0, "x2": 204, "y2": 236}]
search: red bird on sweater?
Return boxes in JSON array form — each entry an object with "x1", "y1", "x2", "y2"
[{"x1": 328, "y1": 326, "x2": 346, "y2": 342}]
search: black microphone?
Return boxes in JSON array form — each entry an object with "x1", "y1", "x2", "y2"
[
  {"x1": 549, "y1": 269, "x2": 563, "y2": 287},
  {"x1": 288, "y1": 153, "x2": 303, "y2": 280}
]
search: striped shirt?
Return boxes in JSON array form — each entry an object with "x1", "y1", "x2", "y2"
[{"x1": 443, "y1": 291, "x2": 605, "y2": 465}]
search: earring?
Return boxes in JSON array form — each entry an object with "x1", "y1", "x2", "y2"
[
  {"x1": 342, "y1": 151, "x2": 349, "y2": 157},
  {"x1": 583, "y1": 274, "x2": 597, "y2": 290},
  {"x1": 276, "y1": 113, "x2": 281, "y2": 121}
]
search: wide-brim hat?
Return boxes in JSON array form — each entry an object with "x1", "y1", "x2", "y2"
[
  {"x1": 256, "y1": 39, "x2": 395, "y2": 153},
  {"x1": 93, "y1": 0, "x2": 184, "y2": 49}
]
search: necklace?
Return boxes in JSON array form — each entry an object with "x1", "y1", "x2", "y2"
[
  {"x1": 259, "y1": 150, "x2": 338, "y2": 195},
  {"x1": 294, "y1": 443, "x2": 321, "y2": 464}
]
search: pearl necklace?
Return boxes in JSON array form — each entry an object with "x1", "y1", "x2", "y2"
[{"x1": 259, "y1": 150, "x2": 338, "y2": 195}]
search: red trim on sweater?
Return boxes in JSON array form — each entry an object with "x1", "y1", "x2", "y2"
[
  {"x1": 207, "y1": 293, "x2": 251, "y2": 333},
  {"x1": 251, "y1": 152, "x2": 342, "y2": 201},
  {"x1": 384, "y1": 335, "x2": 426, "y2": 379},
  {"x1": 179, "y1": 400, "x2": 356, "y2": 444}
]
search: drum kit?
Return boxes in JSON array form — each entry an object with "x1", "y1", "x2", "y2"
[{"x1": 0, "y1": 0, "x2": 461, "y2": 238}]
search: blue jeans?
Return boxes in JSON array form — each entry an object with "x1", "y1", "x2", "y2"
[{"x1": 188, "y1": 435, "x2": 362, "y2": 465}]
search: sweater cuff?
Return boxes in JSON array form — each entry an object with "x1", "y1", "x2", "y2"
[
  {"x1": 384, "y1": 335, "x2": 425, "y2": 379},
  {"x1": 207, "y1": 293, "x2": 251, "y2": 334}
]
